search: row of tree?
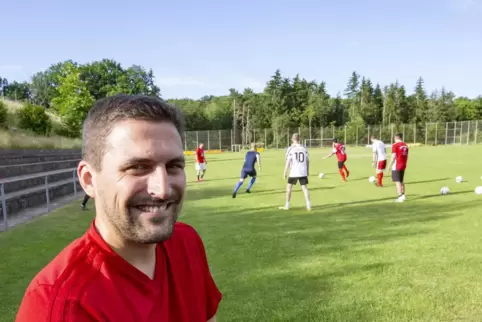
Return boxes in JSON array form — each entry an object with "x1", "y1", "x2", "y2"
[{"x1": 1, "y1": 61, "x2": 482, "y2": 139}]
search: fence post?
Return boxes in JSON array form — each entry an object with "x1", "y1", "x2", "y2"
[
  {"x1": 196, "y1": 131, "x2": 199, "y2": 147},
  {"x1": 276, "y1": 128, "x2": 279, "y2": 149},
  {"x1": 184, "y1": 132, "x2": 187, "y2": 151},
  {"x1": 45, "y1": 176, "x2": 50, "y2": 212},
  {"x1": 460, "y1": 121, "x2": 463, "y2": 145},
  {"x1": 402, "y1": 124, "x2": 405, "y2": 143},
  {"x1": 332, "y1": 125, "x2": 335, "y2": 140},
  {"x1": 253, "y1": 129, "x2": 256, "y2": 145},
  {"x1": 356, "y1": 126, "x2": 359, "y2": 146},
  {"x1": 1, "y1": 183, "x2": 8, "y2": 232},
  {"x1": 344, "y1": 126, "x2": 347, "y2": 145},
  {"x1": 379, "y1": 126, "x2": 382, "y2": 141},
  {"x1": 264, "y1": 129, "x2": 267, "y2": 149},
  {"x1": 219, "y1": 130, "x2": 222, "y2": 150},
  {"x1": 425, "y1": 123, "x2": 428, "y2": 145},
  {"x1": 435, "y1": 123, "x2": 438, "y2": 145},
  {"x1": 230, "y1": 129, "x2": 233, "y2": 150},
  {"x1": 367, "y1": 126, "x2": 370, "y2": 145},
  {"x1": 390, "y1": 124, "x2": 394, "y2": 143},
  {"x1": 475, "y1": 120, "x2": 478, "y2": 145},
  {"x1": 453, "y1": 121, "x2": 457, "y2": 144},
  {"x1": 73, "y1": 170, "x2": 77, "y2": 196},
  {"x1": 309, "y1": 125, "x2": 312, "y2": 147},
  {"x1": 413, "y1": 124, "x2": 416, "y2": 143},
  {"x1": 207, "y1": 131, "x2": 210, "y2": 150},
  {"x1": 467, "y1": 121, "x2": 470, "y2": 145},
  {"x1": 321, "y1": 127, "x2": 324, "y2": 146},
  {"x1": 445, "y1": 122, "x2": 448, "y2": 145}
]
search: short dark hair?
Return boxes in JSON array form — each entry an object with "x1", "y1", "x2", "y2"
[
  {"x1": 395, "y1": 132, "x2": 403, "y2": 140},
  {"x1": 333, "y1": 138, "x2": 338, "y2": 143},
  {"x1": 82, "y1": 94, "x2": 185, "y2": 171}
]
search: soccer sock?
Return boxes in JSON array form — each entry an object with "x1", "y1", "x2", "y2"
[
  {"x1": 377, "y1": 172, "x2": 383, "y2": 185},
  {"x1": 247, "y1": 177, "x2": 256, "y2": 191},
  {"x1": 339, "y1": 169, "x2": 346, "y2": 180},
  {"x1": 233, "y1": 181, "x2": 243, "y2": 193},
  {"x1": 343, "y1": 164, "x2": 349, "y2": 174}
]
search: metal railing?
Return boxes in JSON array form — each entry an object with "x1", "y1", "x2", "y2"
[
  {"x1": 0, "y1": 168, "x2": 79, "y2": 231},
  {"x1": 183, "y1": 120, "x2": 482, "y2": 150}
]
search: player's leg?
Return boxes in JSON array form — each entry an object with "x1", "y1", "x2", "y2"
[
  {"x1": 232, "y1": 170, "x2": 247, "y2": 198},
  {"x1": 80, "y1": 194, "x2": 90, "y2": 210},
  {"x1": 200, "y1": 163, "x2": 206, "y2": 179},
  {"x1": 300, "y1": 177, "x2": 311, "y2": 210},
  {"x1": 195, "y1": 163, "x2": 201, "y2": 181},
  {"x1": 338, "y1": 162, "x2": 347, "y2": 182},
  {"x1": 400, "y1": 170, "x2": 406, "y2": 199},
  {"x1": 392, "y1": 170, "x2": 404, "y2": 202},
  {"x1": 342, "y1": 162, "x2": 349, "y2": 177},
  {"x1": 246, "y1": 170, "x2": 257, "y2": 192},
  {"x1": 280, "y1": 178, "x2": 296, "y2": 209},
  {"x1": 376, "y1": 160, "x2": 386, "y2": 187}
]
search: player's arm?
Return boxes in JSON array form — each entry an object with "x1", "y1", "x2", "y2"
[
  {"x1": 372, "y1": 145, "x2": 377, "y2": 168},
  {"x1": 306, "y1": 151, "x2": 310, "y2": 176},
  {"x1": 256, "y1": 153, "x2": 261, "y2": 171},
  {"x1": 323, "y1": 148, "x2": 336, "y2": 160},
  {"x1": 387, "y1": 147, "x2": 396, "y2": 172},
  {"x1": 283, "y1": 157, "x2": 291, "y2": 179}
]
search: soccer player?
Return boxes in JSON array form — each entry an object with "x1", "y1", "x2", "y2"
[
  {"x1": 323, "y1": 138, "x2": 350, "y2": 182},
  {"x1": 195, "y1": 143, "x2": 207, "y2": 181},
  {"x1": 232, "y1": 142, "x2": 261, "y2": 198},
  {"x1": 80, "y1": 193, "x2": 90, "y2": 210},
  {"x1": 370, "y1": 135, "x2": 387, "y2": 187},
  {"x1": 279, "y1": 133, "x2": 311, "y2": 211},
  {"x1": 16, "y1": 95, "x2": 222, "y2": 322},
  {"x1": 387, "y1": 132, "x2": 409, "y2": 202}
]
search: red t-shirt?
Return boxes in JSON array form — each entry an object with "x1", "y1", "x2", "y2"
[
  {"x1": 391, "y1": 141, "x2": 409, "y2": 171},
  {"x1": 332, "y1": 143, "x2": 347, "y2": 162},
  {"x1": 196, "y1": 148, "x2": 205, "y2": 163},
  {"x1": 15, "y1": 221, "x2": 222, "y2": 322}
]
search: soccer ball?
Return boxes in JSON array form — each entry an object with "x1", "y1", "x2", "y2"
[
  {"x1": 368, "y1": 176, "x2": 376, "y2": 183},
  {"x1": 456, "y1": 176, "x2": 463, "y2": 183},
  {"x1": 475, "y1": 186, "x2": 482, "y2": 195},
  {"x1": 440, "y1": 186, "x2": 450, "y2": 195},
  {"x1": 318, "y1": 173, "x2": 325, "y2": 178}
]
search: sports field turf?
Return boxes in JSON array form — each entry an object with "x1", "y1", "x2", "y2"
[{"x1": 1, "y1": 145, "x2": 482, "y2": 321}]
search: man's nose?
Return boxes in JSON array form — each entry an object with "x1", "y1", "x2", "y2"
[{"x1": 147, "y1": 167, "x2": 170, "y2": 199}]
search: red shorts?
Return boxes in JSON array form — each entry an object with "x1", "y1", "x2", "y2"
[{"x1": 377, "y1": 160, "x2": 387, "y2": 170}]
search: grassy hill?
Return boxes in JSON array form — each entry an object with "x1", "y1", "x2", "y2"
[{"x1": 0, "y1": 98, "x2": 81, "y2": 150}]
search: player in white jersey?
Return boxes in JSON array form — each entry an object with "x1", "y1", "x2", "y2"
[
  {"x1": 279, "y1": 133, "x2": 311, "y2": 211},
  {"x1": 370, "y1": 135, "x2": 387, "y2": 187}
]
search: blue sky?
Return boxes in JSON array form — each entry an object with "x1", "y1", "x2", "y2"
[{"x1": 1, "y1": 0, "x2": 481, "y2": 99}]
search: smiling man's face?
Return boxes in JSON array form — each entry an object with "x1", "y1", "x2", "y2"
[{"x1": 93, "y1": 119, "x2": 186, "y2": 244}]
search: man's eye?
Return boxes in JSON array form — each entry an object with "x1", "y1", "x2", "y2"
[{"x1": 128, "y1": 164, "x2": 150, "y2": 171}]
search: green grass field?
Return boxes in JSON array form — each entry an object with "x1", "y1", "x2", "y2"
[{"x1": 1, "y1": 145, "x2": 482, "y2": 321}]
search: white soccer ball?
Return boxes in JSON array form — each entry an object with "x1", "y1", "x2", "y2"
[
  {"x1": 456, "y1": 176, "x2": 463, "y2": 183},
  {"x1": 475, "y1": 186, "x2": 482, "y2": 195},
  {"x1": 368, "y1": 176, "x2": 376, "y2": 183},
  {"x1": 318, "y1": 173, "x2": 325, "y2": 178},
  {"x1": 440, "y1": 186, "x2": 450, "y2": 195}
]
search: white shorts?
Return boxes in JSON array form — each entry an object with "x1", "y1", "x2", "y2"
[{"x1": 195, "y1": 162, "x2": 206, "y2": 171}]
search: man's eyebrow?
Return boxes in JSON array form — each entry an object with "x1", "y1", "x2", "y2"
[
  {"x1": 122, "y1": 157, "x2": 154, "y2": 165},
  {"x1": 169, "y1": 156, "x2": 186, "y2": 163}
]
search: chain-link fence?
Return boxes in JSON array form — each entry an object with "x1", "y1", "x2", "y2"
[{"x1": 183, "y1": 120, "x2": 482, "y2": 150}]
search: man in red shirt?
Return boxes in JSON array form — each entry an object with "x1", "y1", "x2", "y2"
[
  {"x1": 387, "y1": 132, "x2": 409, "y2": 202},
  {"x1": 323, "y1": 138, "x2": 350, "y2": 182},
  {"x1": 16, "y1": 95, "x2": 222, "y2": 322},
  {"x1": 195, "y1": 143, "x2": 207, "y2": 181}
]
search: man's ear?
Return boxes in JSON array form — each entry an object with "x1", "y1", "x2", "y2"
[{"x1": 78, "y1": 160, "x2": 96, "y2": 198}]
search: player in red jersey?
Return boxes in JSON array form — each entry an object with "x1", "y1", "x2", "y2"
[
  {"x1": 16, "y1": 95, "x2": 222, "y2": 322},
  {"x1": 323, "y1": 138, "x2": 350, "y2": 182},
  {"x1": 387, "y1": 132, "x2": 409, "y2": 202},
  {"x1": 195, "y1": 143, "x2": 207, "y2": 181}
]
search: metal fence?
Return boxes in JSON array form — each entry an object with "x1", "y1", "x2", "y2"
[
  {"x1": 183, "y1": 120, "x2": 482, "y2": 150},
  {"x1": 0, "y1": 168, "x2": 79, "y2": 231}
]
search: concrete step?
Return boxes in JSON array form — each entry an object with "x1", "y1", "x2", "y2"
[
  {"x1": 0, "y1": 159, "x2": 80, "y2": 178},
  {"x1": 0, "y1": 153, "x2": 81, "y2": 166}
]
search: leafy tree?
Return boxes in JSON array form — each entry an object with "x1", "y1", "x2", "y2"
[
  {"x1": 0, "y1": 100, "x2": 7, "y2": 125},
  {"x1": 51, "y1": 62, "x2": 95, "y2": 137}
]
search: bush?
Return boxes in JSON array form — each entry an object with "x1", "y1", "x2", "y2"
[
  {"x1": 17, "y1": 102, "x2": 52, "y2": 135},
  {"x1": 0, "y1": 101, "x2": 7, "y2": 125}
]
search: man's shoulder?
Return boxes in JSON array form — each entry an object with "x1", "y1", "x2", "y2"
[
  {"x1": 168, "y1": 222, "x2": 203, "y2": 245},
  {"x1": 23, "y1": 230, "x2": 101, "y2": 297}
]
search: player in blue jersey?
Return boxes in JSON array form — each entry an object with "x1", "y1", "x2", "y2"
[{"x1": 232, "y1": 143, "x2": 262, "y2": 198}]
